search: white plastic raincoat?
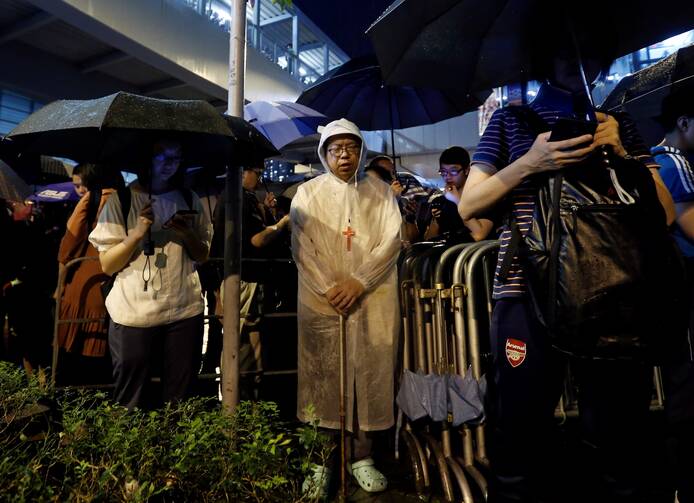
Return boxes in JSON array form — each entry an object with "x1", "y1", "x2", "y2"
[{"x1": 290, "y1": 119, "x2": 402, "y2": 432}]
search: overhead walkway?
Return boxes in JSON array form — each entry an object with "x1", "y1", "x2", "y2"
[{"x1": 0, "y1": 0, "x2": 346, "y2": 108}]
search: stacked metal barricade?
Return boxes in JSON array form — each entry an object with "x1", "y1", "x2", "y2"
[{"x1": 397, "y1": 240, "x2": 499, "y2": 502}]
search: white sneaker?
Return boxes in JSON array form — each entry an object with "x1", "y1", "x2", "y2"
[
  {"x1": 347, "y1": 457, "x2": 388, "y2": 493},
  {"x1": 302, "y1": 464, "x2": 330, "y2": 500}
]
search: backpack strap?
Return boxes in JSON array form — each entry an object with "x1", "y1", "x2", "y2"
[{"x1": 497, "y1": 106, "x2": 550, "y2": 282}]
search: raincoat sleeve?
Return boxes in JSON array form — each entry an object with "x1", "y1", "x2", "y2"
[
  {"x1": 290, "y1": 184, "x2": 337, "y2": 296},
  {"x1": 88, "y1": 193, "x2": 127, "y2": 253},
  {"x1": 351, "y1": 191, "x2": 402, "y2": 291}
]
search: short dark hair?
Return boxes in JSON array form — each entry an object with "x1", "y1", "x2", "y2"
[
  {"x1": 439, "y1": 146, "x2": 470, "y2": 168},
  {"x1": 658, "y1": 89, "x2": 694, "y2": 132}
]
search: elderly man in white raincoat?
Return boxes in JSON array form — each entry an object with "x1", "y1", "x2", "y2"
[{"x1": 290, "y1": 118, "x2": 401, "y2": 495}]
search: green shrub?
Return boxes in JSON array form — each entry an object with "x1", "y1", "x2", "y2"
[{"x1": 0, "y1": 362, "x2": 333, "y2": 502}]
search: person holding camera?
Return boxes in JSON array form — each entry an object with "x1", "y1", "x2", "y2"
[
  {"x1": 89, "y1": 140, "x2": 212, "y2": 410},
  {"x1": 423, "y1": 146, "x2": 493, "y2": 241},
  {"x1": 365, "y1": 155, "x2": 422, "y2": 244}
]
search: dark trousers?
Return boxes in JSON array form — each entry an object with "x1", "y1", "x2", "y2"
[
  {"x1": 663, "y1": 258, "x2": 694, "y2": 503},
  {"x1": 488, "y1": 299, "x2": 653, "y2": 503},
  {"x1": 109, "y1": 314, "x2": 203, "y2": 410}
]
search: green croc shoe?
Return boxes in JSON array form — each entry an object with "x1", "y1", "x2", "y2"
[
  {"x1": 347, "y1": 457, "x2": 387, "y2": 493},
  {"x1": 302, "y1": 464, "x2": 331, "y2": 500}
]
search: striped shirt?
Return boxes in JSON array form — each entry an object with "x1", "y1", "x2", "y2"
[
  {"x1": 472, "y1": 100, "x2": 657, "y2": 299},
  {"x1": 652, "y1": 145, "x2": 694, "y2": 257}
]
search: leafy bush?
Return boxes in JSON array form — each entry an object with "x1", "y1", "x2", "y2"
[{"x1": 0, "y1": 362, "x2": 333, "y2": 502}]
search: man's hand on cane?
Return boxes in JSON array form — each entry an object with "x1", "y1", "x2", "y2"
[{"x1": 327, "y1": 278, "x2": 365, "y2": 315}]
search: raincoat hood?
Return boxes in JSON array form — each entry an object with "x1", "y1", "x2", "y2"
[{"x1": 317, "y1": 118, "x2": 367, "y2": 184}]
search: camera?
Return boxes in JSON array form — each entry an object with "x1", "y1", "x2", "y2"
[{"x1": 395, "y1": 174, "x2": 415, "y2": 195}]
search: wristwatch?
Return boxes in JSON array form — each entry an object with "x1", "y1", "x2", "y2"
[{"x1": 269, "y1": 224, "x2": 279, "y2": 232}]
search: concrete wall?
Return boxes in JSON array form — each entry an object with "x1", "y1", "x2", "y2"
[
  {"x1": 0, "y1": 41, "x2": 138, "y2": 102},
  {"x1": 27, "y1": 0, "x2": 304, "y2": 102}
]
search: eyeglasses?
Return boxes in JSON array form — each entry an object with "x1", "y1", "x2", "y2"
[
  {"x1": 153, "y1": 153, "x2": 182, "y2": 164},
  {"x1": 327, "y1": 145, "x2": 360, "y2": 157},
  {"x1": 438, "y1": 168, "x2": 468, "y2": 177}
]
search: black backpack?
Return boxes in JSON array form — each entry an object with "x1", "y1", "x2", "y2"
[{"x1": 500, "y1": 107, "x2": 687, "y2": 361}]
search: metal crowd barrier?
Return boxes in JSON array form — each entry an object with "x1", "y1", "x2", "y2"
[
  {"x1": 50, "y1": 256, "x2": 298, "y2": 389},
  {"x1": 398, "y1": 239, "x2": 499, "y2": 502},
  {"x1": 397, "y1": 238, "x2": 668, "y2": 502}
]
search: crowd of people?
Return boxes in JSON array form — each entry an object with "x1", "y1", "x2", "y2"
[{"x1": 1, "y1": 61, "x2": 694, "y2": 502}]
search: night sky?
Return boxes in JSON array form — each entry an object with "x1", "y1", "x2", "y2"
[{"x1": 292, "y1": 0, "x2": 393, "y2": 57}]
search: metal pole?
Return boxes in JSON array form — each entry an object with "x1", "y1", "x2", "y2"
[
  {"x1": 222, "y1": 0, "x2": 246, "y2": 412},
  {"x1": 387, "y1": 86, "x2": 397, "y2": 170},
  {"x1": 339, "y1": 314, "x2": 347, "y2": 500}
]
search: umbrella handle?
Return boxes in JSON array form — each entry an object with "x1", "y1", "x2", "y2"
[{"x1": 339, "y1": 314, "x2": 347, "y2": 499}]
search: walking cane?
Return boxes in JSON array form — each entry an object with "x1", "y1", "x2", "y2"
[{"x1": 339, "y1": 313, "x2": 347, "y2": 500}]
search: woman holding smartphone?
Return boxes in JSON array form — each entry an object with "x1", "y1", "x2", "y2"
[{"x1": 89, "y1": 140, "x2": 212, "y2": 410}]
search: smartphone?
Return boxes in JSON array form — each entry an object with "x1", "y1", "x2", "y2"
[{"x1": 549, "y1": 118, "x2": 596, "y2": 142}]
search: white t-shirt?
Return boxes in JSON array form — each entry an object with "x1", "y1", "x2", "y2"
[{"x1": 89, "y1": 186, "x2": 212, "y2": 327}]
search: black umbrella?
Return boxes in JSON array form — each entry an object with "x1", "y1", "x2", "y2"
[
  {"x1": 297, "y1": 55, "x2": 487, "y2": 130},
  {"x1": 602, "y1": 44, "x2": 694, "y2": 145},
  {"x1": 297, "y1": 55, "x2": 489, "y2": 166},
  {"x1": 222, "y1": 115, "x2": 279, "y2": 167},
  {"x1": 4, "y1": 92, "x2": 236, "y2": 170},
  {"x1": 368, "y1": 0, "x2": 694, "y2": 99}
]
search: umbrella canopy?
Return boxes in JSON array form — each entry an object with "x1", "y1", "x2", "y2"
[
  {"x1": 297, "y1": 55, "x2": 488, "y2": 131},
  {"x1": 4, "y1": 92, "x2": 236, "y2": 171},
  {"x1": 602, "y1": 44, "x2": 694, "y2": 145},
  {"x1": 368, "y1": 0, "x2": 694, "y2": 93},
  {"x1": 222, "y1": 115, "x2": 280, "y2": 167},
  {"x1": 27, "y1": 181, "x2": 80, "y2": 203},
  {"x1": 243, "y1": 101, "x2": 328, "y2": 150},
  {"x1": 0, "y1": 160, "x2": 32, "y2": 202}
]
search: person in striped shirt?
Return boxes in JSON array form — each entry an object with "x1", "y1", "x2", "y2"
[
  {"x1": 459, "y1": 62, "x2": 675, "y2": 501},
  {"x1": 651, "y1": 88, "x2": 694, "y2": 503}
]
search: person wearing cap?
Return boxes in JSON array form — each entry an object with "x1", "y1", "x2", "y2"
[
  {"x1": 290, "y1": 118, "x2": 401, "y2": 497},
  {"x1": 651, "y1": 88, "x2": 694, "y2": 503}
]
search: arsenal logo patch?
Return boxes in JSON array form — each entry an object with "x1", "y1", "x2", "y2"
[{"x1": 505, "y1": 338, "x2": 526, "y2": 368}]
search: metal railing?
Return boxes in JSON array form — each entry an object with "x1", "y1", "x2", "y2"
[{"x1": 50, "y1": 256, "x2": 298, "y2": 389}]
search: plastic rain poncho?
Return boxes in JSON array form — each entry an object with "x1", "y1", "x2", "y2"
[{"x1": 290, "y1": 119, "x2": 402, "y2": 432}]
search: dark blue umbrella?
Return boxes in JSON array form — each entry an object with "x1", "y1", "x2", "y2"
[
  {"x1": 243, "y1": 101, "x2": 328, "y2": 150},
  {"x1": 297, "y1": 55, "x2": 489, "y2": 164},
  {"x1": 27, "y1": 181, "x2": 80, "y2": 203},
  {"x1": 297, "y1": 55, "x2": 488, "y2": 131}
]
